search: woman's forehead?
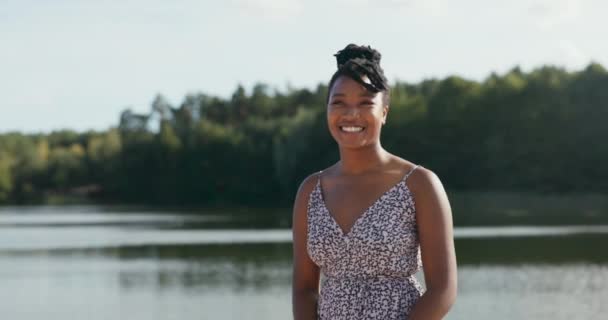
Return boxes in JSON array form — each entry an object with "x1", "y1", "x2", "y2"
[{"x1": 330, "y1": 76, "x2": 377, "y2": 96}]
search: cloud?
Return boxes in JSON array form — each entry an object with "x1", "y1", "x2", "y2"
[
  {"x1": 556, "y1": 38, "x2": 588, "y2": 66},
  {"x1": 333, "y1": 0, "x2": 447, "y2": 14},
  {"x1": 527, "y1": 0, "x2": 589, "y2": 66},
  {"x1": 235, "y1": 0, "x2": 303, "y2": 20},
  {"x1": 528, "y1": 0, "x2": 582, "y2": 30}
]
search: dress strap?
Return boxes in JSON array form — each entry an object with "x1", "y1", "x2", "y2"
[
  {"x1": 404, "y1": 164, "x2": 421, "y2": 181},
  {"x1": 316, "y1": 170, "x2": 323, "y2": 187}
]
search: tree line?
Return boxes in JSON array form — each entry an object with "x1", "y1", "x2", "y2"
[{"x1": 1, "y1": 63, "x2": 607, "y2": 206}]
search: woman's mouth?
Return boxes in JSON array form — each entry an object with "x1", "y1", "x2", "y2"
[{"x1": 339, "y1": 126, "x2": 365, "y2": 133}]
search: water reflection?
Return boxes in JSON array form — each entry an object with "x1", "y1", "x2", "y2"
[
  {"x1": 1, "y1": 241, "x2": 607, "y2": 320},
  {"x1": 1, "y1": 205, "x2": 607, "y2": 320},
  {"x1": 3, "y1": 232, "x2": 607, "y2": 292}
]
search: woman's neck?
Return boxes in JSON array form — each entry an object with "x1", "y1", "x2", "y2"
[{"x1": 337, "y1": 144, "x2": 390, "y2": 175}]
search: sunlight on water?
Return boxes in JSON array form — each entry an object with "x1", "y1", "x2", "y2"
[
  {"x1": 1, "y1": 206, "x2": 607, "y2": 319},
  {"x1": 1, "y1": 224, "x2": 608, "y2": 251},
  {"x1": 0, "y1": 254, "x2": 606, "y2": 320}
]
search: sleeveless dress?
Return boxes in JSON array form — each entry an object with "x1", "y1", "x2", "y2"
[{"x1": 306, "y1": 165, "x2": 424, "y2": 320}]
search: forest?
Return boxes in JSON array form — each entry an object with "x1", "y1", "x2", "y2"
[{"x1": 1, "y1": 63, "x2": 607, "y2": 206}]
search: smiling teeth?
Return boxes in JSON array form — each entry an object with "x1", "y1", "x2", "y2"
[{"x1": 341, "y1": 126, "x2": 363, "y2": 132}]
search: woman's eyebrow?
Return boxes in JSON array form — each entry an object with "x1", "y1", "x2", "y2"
[{"x1": 330, "y1": 92, "x2": 376, "y2": 99}]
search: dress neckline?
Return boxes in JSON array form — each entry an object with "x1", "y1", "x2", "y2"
[{"x1": 315, "y1": 165, "x2": 418, "y2": 238}]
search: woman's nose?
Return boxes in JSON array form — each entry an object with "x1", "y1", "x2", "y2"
[{"x1": 342, "y1": 106, "x2": 360, "y2": 117}]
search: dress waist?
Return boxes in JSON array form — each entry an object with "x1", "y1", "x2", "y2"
[
  {"x1": 323, "y1": 273, "x2": 417, "y2": 283},
  {"x1": 321, "y1": 273, "x2": 423, "y2": 301}
]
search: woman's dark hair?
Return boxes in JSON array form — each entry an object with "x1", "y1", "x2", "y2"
[{"x1": 327, "y1": 44, "x2": 390, "y2": 105}]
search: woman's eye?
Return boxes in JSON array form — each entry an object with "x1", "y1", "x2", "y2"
[
  {"x1": 331, "y1": 101, "x2": 344, "y2": 106},
  {"x1": 360, "y1": 101, "x2": 374, "y2": 106}
]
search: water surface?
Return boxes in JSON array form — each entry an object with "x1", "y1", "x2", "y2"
[{"x1": 1, "y1": 204, "x2": 606, "y2": 319}]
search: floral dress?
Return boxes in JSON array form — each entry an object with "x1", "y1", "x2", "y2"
[{"x1": 306, "y1": 165, "x2": 424, "y2": 319}]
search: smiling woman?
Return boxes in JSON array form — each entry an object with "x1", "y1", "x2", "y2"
[
  {"x1": 291, "y1": 44, "x2": 457, "y2": 320},
  {"x1": 327, "y1": 75, "x2": 385, "y2": 149}
]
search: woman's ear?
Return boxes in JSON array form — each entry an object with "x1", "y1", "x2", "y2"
[{"x1": 382, "y1": 105, "x2": 389, "y2": 124}]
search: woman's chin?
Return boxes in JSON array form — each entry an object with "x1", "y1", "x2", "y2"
[
  {"x1": 335, "y1": 139, "x2": 373, "y2": 149},
  {"x1": 330, "y1": 130, "x2": 378, "y2": 149}
]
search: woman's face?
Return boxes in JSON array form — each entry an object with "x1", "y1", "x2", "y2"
[{"x1": 327, "y1": 75, "x2": 388, "y2": 149}]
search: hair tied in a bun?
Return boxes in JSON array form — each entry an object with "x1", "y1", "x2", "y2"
[
  {"x1": 330, "y1": 43, "x2": 388, "y2": 93},
  {"x1": 334, "y1": 44, "x2": 382, "y2": 68}
]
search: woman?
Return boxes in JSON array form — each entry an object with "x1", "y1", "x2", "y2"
[{"x1": 291, "y1": 44, "x2": 457, "y2": 320}]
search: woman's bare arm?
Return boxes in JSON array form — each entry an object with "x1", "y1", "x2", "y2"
[
  {"x1": 407, "y1": 168, "x2": 458, "y2": 320},
  {"x1": 292, "y1": 174, "x2": 321, "y2": 320}
]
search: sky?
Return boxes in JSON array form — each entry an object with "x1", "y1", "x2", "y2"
[{"x1": 1, "y1": 0, "x2": 606, "y2": 133}]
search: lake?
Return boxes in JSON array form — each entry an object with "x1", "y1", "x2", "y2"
[{"x1": 1, "y1": 202, "x2": 607, "y2": 320}]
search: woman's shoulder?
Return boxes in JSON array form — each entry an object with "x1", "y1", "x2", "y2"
[
  {"x1": 292, "y1": 170, "x2": 326, "y2": 224},
  {"x1": 389, "y1": 156, "x2": 441, "y2": 192},
  {"x1": 304, "y1": 162, "x2": 340, "y2": 183},
  {"x1": 398, "y1": 162, "x2": 443, "y2": 199},
  {"x1": 296, "y1": 172, "x2": 322, "y2": 197},
  {"x1": 294, "y1": 163, "x2": 339, "y2": 201}
]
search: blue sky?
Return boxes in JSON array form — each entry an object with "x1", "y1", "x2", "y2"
[{"x1": 1, "y1": 0, "x2": 606, "y2": 133}]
